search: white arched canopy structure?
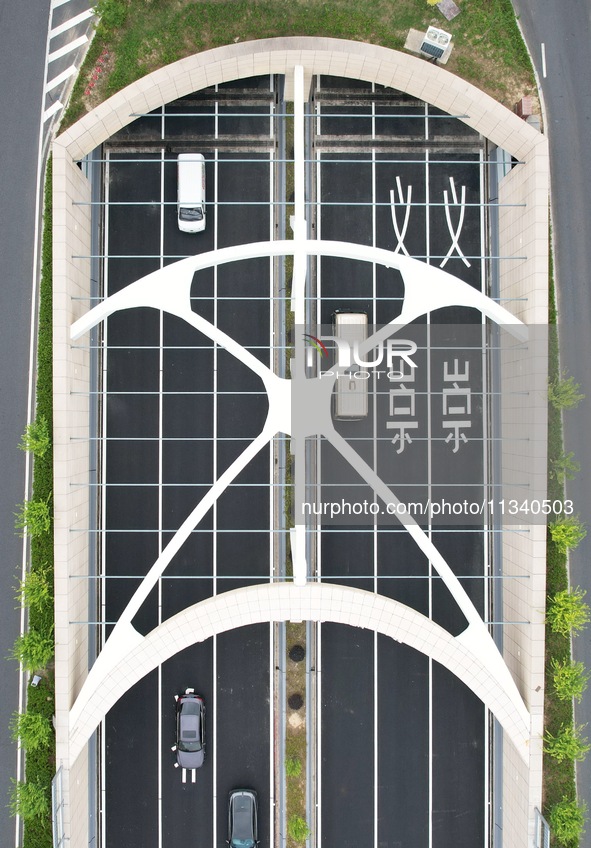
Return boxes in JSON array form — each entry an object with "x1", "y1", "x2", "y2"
[
  {"x1": 69, "y1": 238, "x2": 531, "y2": 764},
  {"x1": 51, "y1": 36, "x2": 549, "y2": 848},
  {"x1": 54, "y1": 37, "x2": 546, "y2": 796}
]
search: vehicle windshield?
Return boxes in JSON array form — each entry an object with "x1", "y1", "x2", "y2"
[
  {"x1": 178, "y1": 734, "x2": 202, "y2": 753},
  {"x1": 231, "y1": 840, "x2": 255, "y2": 848},
  {"x1": 179, "y1": 207, "x2": 203, "y2": 221}
]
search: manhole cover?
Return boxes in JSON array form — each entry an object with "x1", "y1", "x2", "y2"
[
  {"x1": 289, "y1": 644, "x2": 305, "y2": 662},
  {"x1": 288, "y1": 693, "x2": 304, "y2": 710}
]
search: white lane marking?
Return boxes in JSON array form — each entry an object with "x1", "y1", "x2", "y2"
[
  {"x1": 479, "y1": 148, "x2": 490, "y2": 848},
  {"x1": 43, "y1": 100, "x2": 64, "y2": 121},
  {"x1": 425, "y1": 148, "x2": 433, "y2": 848},
  {"x1": 50, "y1": 7, "x2": 94, "y2": 37},
  {"x1": 440, "y1": 177, "x2": 470, "y2": 268},
  {"x1": 191, "y1": 769, "x2": 196, "y2": 784},
  {"x1": 158, "y1": 143, "x2": 165, "y2": 848},
  {"x1": 317, "y1": 622, "x2": 322, "y2": 846},
  {"x1": 316, "y1": 126, "x2": 322, "y2": 847},
  {"x1": 44, "y1": 64, "x2": 76, "y2": 93},
  {"x1": 317, "y1": 74, "x2": 321, "y2": 137},
  {"x1": 373, "y1": 631, "x2": 378, "y2": 848},
  {"x1": 269, "y1": 72, "x2": 274, "y2": 139},
  {"x1": 51, "y1": 0, "x2": 79, "y2": 8},
  {"x1": 212, "y1": 144, "x2": 219, "y2": 848},
  {"x1": 101, "y1": 150, "x2": 111, "y2": 848},
  {"x1": 268, "y1": 123, "x2": 275, "y2": 846},
  {"x1": 214, "y1": 84, "x2": 218, "y2": 139},
  {"x1": 182, "y1": 768, "x2": 187, "y2": 784},
  {"x1": 390, "y1": 177, "x2": 412, "y2": 256},
  {"x1": 48, "y1": 33, "x2": 88, "y2": 63},
  {"x1": 372, "y1": 134, "x2": 379, "y2": 848},
  {"x1": 541, "y1": 42, "x2": 547, "y2": 78},
  {"x1": 269, "y1": 620, "x2": 274, "y2": 845}
]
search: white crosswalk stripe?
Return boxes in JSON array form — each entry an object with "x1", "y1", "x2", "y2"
[
  {"x1": 43, "y1": 100, "x2": 64, "y2": 122},
  {"x1": 45, "y1": 65, "x2": 77, "y2": 93},
  {"x1": 50, "y1": 8, "x2": 94, "y2": 38},
  {"x1": 42, "y1": 4, "x2": 95, "y2": 144},
  {"x1": 48, "y1": 33, "x2": 88, "y2": 64}
]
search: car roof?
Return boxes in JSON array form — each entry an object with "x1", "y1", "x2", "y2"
[{"x1": 231, "y1": 792, "x2": 255, "y2": 839}]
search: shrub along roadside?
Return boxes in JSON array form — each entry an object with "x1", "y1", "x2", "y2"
[
  {"x1": 9, "y1": 159, "x2": 55, "y2": 848},
  {"x1": 543, "y1": 256, "x2": 588, "y2": 846}
]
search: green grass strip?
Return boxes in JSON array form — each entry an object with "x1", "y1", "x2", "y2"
[
  {"x1": 21, "y1": 159, "x2": 55, "y2": 848},
  {"x1": 543, "y1": 238, "x2": 579, "y2": 845},
  {"x1": 64, "y1": 0, "x2": 534, "y2": 128}
]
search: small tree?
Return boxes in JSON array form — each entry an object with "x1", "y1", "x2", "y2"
[
  {"x1": 547, "y1": 587, "x2": 590, "y2": 636},
  {"x1": 9, "y1": 779, "x2": 50, "y2": 820},
  {"x1": 288, "y1": 815, "x2": 311, "y2": 842},
  {"x1": 10, "y1": 711, "x2": 53, "y2": 751},
  {"x1": 548, "y1": 797, "x2": 587, "y2": 844},
  {"x1": 18, "y1": 416, "x2": 50, "y2": 457},
  {"x1": 14, "y1": 497, "x2": 51, "y2": 537},
  {"x1": 548, "y1": 372, "x2": 585, "y2": 410},
  {"x1": 10, "y1": 629, "x2": 54, "y2": 672},
  {"x1": 551, "y1": 658, "x2": 590, "y2": 702},
  {"x1": 286, "y1": 756, "x2": 302, "y2": 778},
  {"x1": 94, "y1": 0, "x2": 128, "y2": 30},
  {"x1": 549, "y1": 515, "x2": 587, "y2": 554},
  {"x1": 544, "y1": 722, "x2": 590, "y2": 762},
  {"x1": 550, "y1": 450, "x2": 581, "y2": 484},
  {"x1": 15, "y1": 566, "x2": 52, "y2": 611}
]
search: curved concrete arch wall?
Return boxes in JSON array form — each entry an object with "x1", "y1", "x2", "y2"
[
  {"x1": 68, "y1": 583, "x2": 530, "y2": 765},
  {"x1": 57, "y1": 36, "x2": 542, "y2": 162},
  {"x1": 53, "y1": 37, "x2": 548, "y2": 847}
]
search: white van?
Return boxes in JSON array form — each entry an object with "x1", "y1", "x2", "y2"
[
  {"x1": 177, "y1": 153, "x2": 206, "y2": 233},
  {"x1": 333, "y1": 311, "x2": 369, "y2": 420}
]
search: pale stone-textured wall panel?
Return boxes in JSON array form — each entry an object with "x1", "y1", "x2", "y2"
[
  {"x1": 53, "y1": 144, "x2": 93, "y2": 847},
  {"x1": 498, "y1": 130, "x2": 549, "y2": 846}
]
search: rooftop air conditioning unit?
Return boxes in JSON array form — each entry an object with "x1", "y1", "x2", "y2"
[{"x1": 420, "y1": 27, "x2": 452, "y2": 60}]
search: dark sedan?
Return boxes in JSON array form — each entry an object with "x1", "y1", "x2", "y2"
[{"x1": 173, "y1": 688, "x2": 205, "y2": 769}]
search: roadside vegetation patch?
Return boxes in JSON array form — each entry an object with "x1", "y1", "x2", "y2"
[
  {"x1": 285, "y1": 622, "x2": 308, "y2": 848},
  {"x1": 9, "y1": 161, "x2": 55, "y2": 848},
  {"x1": 64, "y1": 0, "x2": 534, "y2": 126},
  {"x1": 543, "y1": 251, "x2": 588, "y2": 845}
]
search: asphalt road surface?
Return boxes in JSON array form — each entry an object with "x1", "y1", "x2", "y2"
[
  {"x1": 510, "y1": 1, "x2": 591, "y2": 839},
  {"x1": 87, "y1": 72, "x2": 513, "y2": 848},
  {"x1": 101, "y1": 80, "x2": 275, "y2": 847},
  {"x1": 313, "y1": 79, "x2": 487, "y2": 847},
  {"x1": 0, "y1": 0, "x2": 51, "y2": 840}
]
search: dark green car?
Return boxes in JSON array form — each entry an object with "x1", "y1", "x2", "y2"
[{"x1": 227, "y1": 789, "x2": 259, "y2": 848}]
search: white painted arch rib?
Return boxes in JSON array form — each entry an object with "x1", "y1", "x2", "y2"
[
  {"x1": 68, "y1": 240, "x2": 530, "y2": 770},
  {"x1": 68, "y1": 583, "x2": 530, "y2": 765},
  {"x1": 70, "y1": 239, "x2": 526, "y2": 343}
]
